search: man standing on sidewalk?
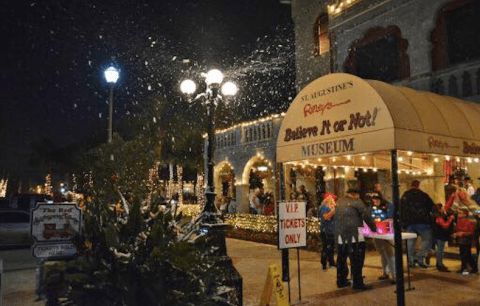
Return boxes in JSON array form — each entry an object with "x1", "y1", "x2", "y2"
[
  {"x1": 334, "y1": 188, "x2": 377, "y2": 290},
  {"x1": 401, "y1": 179, "x2": 435, "y2": 268}
]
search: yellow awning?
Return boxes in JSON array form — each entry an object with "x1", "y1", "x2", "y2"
[{"x1": 277, "y1": 73, "x2": 480, "y2": 163}]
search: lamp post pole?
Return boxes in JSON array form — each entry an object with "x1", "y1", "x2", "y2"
[
  {"x1": 104, "y1": 66, "x2": 119, "y2": 144},
  {"x1": 108, "y1": 85, "x2": 114, "y2": 143},
  {"x1": 181, "y1": 70, "x2": 242, "y2": 304}
]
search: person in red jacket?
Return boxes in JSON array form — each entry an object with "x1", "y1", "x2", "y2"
[
  {"x1": 433, "y1": 204, "x2": 455, "y2": 272},
  {"x1": 452, "y1": 208, "x2": 478, "y2": 274}
]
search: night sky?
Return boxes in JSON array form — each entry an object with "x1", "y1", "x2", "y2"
[{"x1": 1, "y1": 0, "x2": 294, "y2": 187}]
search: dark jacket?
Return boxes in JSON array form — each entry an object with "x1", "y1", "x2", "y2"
[
  {"x1": 334, "y1": 195, "x2": 376, "y2": 245},
  {"x1": 400, "y1": 188, "x2": 435, "y2": 227}
]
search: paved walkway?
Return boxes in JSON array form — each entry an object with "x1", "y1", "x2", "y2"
[
  {"x1": 226, "y1": 238, "x2": 480, "y2": 306},
  {"x1": 2, "y1": 239, "x2": 479, "y2": 305}
]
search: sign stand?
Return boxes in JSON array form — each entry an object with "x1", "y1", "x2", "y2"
[
  {"x1": 297, "y1": 248, "x2": 301, "y2": 302},
  {"x1": 278, "y1": 201, "x2": 307, "y2": 305},
  {"x1": 35, "y1": 259, "x2": 45, "y2": 301}
]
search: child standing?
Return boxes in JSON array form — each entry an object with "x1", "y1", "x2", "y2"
[
  {"x1": 452, "y1": 208, "x2": 478, "y2": 274},
  {"x1": 433, "y1": 204, "x2": 455, "y2": 272}
]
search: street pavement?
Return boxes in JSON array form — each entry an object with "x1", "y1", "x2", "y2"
[
  {"x1": 0, "y1": 247, "x2": 42, "y2": 306},
  {"x1": 2, "y1": 240, "x2": 480, "y2": 305},
  {"x1": 227, "y1": 238, "x2": 480, "y2": 306}
]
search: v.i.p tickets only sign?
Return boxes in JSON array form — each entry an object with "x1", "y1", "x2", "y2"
[{"x1": 278, "y1": 201, "x2": 306, "y2": 249}]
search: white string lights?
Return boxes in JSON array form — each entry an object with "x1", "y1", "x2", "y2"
[
  {"x1": 285, "y1": 150, "x2": 479, "y2": 181},
  {"x1": 328, "y1": 0, "x2": 360, "y2": 16}
]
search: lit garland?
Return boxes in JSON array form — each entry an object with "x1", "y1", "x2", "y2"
[
  {"x1": 177, "y1": 165, "x2": 183, "y2": 204},
  {"x1": 178, "y1": 204, "x2": 202, "y2": 217},
  {"x1": 88, "y1": 171, "x2": 93, "y2": 188},
  {"x1": 224, "y1": 214, "x2": 320, "y2": 234},
  {"x1": 71, "y1": 173, "x2": 77, "y2": 191},
  {"x1": 0, "y1": 179, "x2": 7, "y2": 197},
  {"x1": 45, "y1": 174, "x2": 53, "y2": 196},
  {"x1": 145, "y1": 167, "x2": 156, "y2": 205},
  {"x1": 328, "y1": 0, "x2": 360, "y2": 16},
  {"x1": 196, "y1": 172, "x2": 205, "y2": 205},
  {"x1": 213, "y1": 113, "x2": 285, "y2": 136},
  {"x1": 167, "y1": 164, "x2": 174, "y2": 199}
]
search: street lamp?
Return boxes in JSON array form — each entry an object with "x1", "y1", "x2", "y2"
[
  {"x1": 180, "y1": 69, "x2": 242, "y2": 304},
  {"x1": 181, "y1": 69, "x2": 237, "y2": 220},
  {"x1": 104, "y1": 66, "x2": 119, "y2": 143}
]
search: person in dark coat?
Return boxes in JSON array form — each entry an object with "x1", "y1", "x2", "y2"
[
  {"x1": 400, "y1": 180, "x2": 435, "y2": 268},
  {"x1": 334, "y1": 188, "x2": 377, "y2": 290}
]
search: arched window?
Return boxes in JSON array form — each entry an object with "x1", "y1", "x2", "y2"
[
  {"x1": 345, "y1": 25, "x2": 410, "y2": 82},
  {"x1": 431, "y1": 0, "x2": 480, "y2": 71},
  {"x1": 315, "y1": 14, "x2": 330, "y2": 56}
]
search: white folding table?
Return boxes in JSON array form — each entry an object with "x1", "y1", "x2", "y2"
[{"x1": 368, "y1": 232, "x2": 418, "y2": 290}]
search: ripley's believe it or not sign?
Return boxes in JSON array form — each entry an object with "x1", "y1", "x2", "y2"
[{"x1": 276, "y1": 73, "x2": 480, "y2": 163}]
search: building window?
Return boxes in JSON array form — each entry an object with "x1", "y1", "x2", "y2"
[
  {"x1": 315, "y1": 14, "x2": 330, "y2": 55},
  {"x1": 431, "y1": 0, "x2": 480, "y2": 71},
  {"x1": 345, "y1": 25, "x2": 410, "y2": 82}
]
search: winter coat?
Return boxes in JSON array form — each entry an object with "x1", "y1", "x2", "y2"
[
  {"x1": 334, "y1": 195, "x2": 376, "y2": 245},
  {"x1": 400, "y1": 188, "x2": 435, "y2": 227}
]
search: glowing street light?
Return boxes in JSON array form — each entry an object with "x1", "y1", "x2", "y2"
[
  {"x1": 104, "y1": 66, "x2": 119, "y2": 143},
  {"x1": 180, "y1": 68, "x2": 238, "y2": 244}
]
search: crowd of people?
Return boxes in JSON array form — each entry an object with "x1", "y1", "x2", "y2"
[{"x1": 316, "y1": 176, "x2": 480, "y2": 290}]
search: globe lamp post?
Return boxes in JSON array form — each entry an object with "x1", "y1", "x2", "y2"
[
  {"x1": 180, "y1": 69, "x2": 237, "y2": 221},
  {"x1": 104, "y1": 66, "x2": 119, "y2": 143},
  {"x1": 180, "y1": 69, "x2": 241, "y2": 304}
]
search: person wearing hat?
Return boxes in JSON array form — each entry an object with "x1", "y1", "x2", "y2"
[
  {"x1": 319, "y1": 192, "x2": 337, "y2": 270},
  {"x1": 369, "y1": 192, "x2": 396, "y2": 283},
  {"x1": 334, "y1": 188, "x2": 377, "y2": 290}
]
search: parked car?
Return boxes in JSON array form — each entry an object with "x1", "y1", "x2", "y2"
[
  {"x1": 0, "y1": 197, "x2": 9, "y2": 210},
  {"x1": 0, "y1": 210, "x2": 32, "y2": 247},
  {"x1": 9, "y1": 194, "x2": 53, "y2": 211}
]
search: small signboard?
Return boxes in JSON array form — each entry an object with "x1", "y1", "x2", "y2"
[
  {"x1": 278, "y1": 201, "x2": 306, "y2": 249},
  {"x1": 31, "y1": 203, "x2": 81, "y2": 243},
  {"x1": 30, "y1": 203, "x2": 81, "y2": 260},
  {"x1": 32, "y1": 242, "x2": 78, "y2": 260}
]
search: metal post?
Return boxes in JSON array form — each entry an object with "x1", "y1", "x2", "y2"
[
  {"x1": 391, "y1": 150, "x2": 405, "y2": 306},
  {"x1": 199, "y1": 86, "x2": 242, "y2": 305},
  {"x1": 108, "y1": 85, "x2": 114, "y2": 143},
  {"x1": 297, "y1": 248, "x2": 301, "y2": 302}
]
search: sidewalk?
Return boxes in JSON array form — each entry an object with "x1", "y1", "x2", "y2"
[
  {"x1": 226, "y1": 238, "x2": 480, "y2": 306},
  {"x1": 2, "y1": 239, "x2": 479, "y2": 305}
]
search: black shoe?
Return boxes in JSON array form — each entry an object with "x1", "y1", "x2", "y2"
[
  {"x1": 469, "y1": 269, "x2": 478, "y2": 275},
  {"x1": 353, "y1": 284, "x2": 373, "y2": 290},
  {"x1": 330, "y1": 261, "x2": 336, "y2": 267},
  {"x1": 378, "y1": 274, "x2": 389, "y2": 280},
  {"x1": 437, "y1": 266, "x2": 450, "y2": 272},
  {"x1": 414, "y1": 260, "x2": 427, "y2": 268},
  {"x1": 337, "y1": 281, "x2": 351, "y2": 289},
  {"x1": 322, "y1": 265, "x2": 327, "y2": 270},
  {"x1": 390, "y1": 279, "x2": 397, "y2": 285}
]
